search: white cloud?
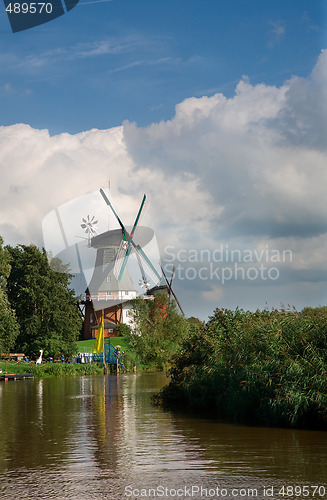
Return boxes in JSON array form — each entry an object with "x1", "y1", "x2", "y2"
[
  {"x1": 301, "y1": 11, "x2": 320, "y2": 33},
  {"x1": 201, "y1": 285, "x2": 224, "y2": 303},
  {"x1": 3, "y1": 82, "x2": 32, "y2": 96},
  {"x1": 1, "y1": 50, "x2": 327, "y2": 316},
  {"x1": 4, "y1": 83, "x2": 15, "y2": 93},
  {"x1": 268, "y1": 20, "x2": 286, "y2": 47}
]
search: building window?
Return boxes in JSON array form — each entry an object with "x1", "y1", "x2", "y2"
[
  {"x1": 90, "y1": 313, "x2": 93, "y2": 324},
  {"x1": 106, "y1": 291, "x2": 111, "y2": 296},
  {"x1": 106, "y1": 276, "x2": 111, "y2": 283}
]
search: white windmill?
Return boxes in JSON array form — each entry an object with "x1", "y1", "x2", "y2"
[{"x1": 81, "y1": 215, "x2": 98, "y2": 246}]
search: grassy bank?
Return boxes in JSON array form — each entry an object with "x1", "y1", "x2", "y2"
[
  {"x1": 77, "y1": 336, "x2": 130, "y2": 354},
  {"x1": 77, "y1": 337, "x2": 161, "y2": 372},
  {"x1": 0, "y1": 336, "x2": 156, "y2": 377},
  {"x1": 158, "y1": 307, "x2": 327, "y2": 429},
  {"x1": 0, "y1": 359, "x2": 105, "y2": 377}
]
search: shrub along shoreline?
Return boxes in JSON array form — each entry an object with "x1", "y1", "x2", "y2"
[{"x1": 157, "y1": 307, "x2": 327, "y2": 429}]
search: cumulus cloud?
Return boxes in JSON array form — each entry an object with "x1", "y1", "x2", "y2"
[
  {"x1": 124, "y1": 50, "x2": 327, "y2": 242},
  {"x1": 1, "y1": 50, "x2": 326, "y2": 316}
]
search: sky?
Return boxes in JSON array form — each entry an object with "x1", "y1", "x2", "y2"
[{"x1": 0, "y1": 1, "x2": 327, "y2": 319}]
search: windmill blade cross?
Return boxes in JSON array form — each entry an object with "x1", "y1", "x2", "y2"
[
  {"x1": 135, "y1": 243, "x2": 149, "y2": 287},
  {"x1": 81, "y1": 214, "x2": 98, "y2": 237},
  {"x1": 130, "y1": 194, "x2": 146, "y2": 237},
  {"x1": 132, "y1": 243, "x2": 161, "y2": 285},
  {"x1": 115, "y1": 194, "x2": 147, "y2": 280},
  {"x1": 168, "y1": 265, "x2": 176, "y2": 290},
  {"x1": 132, "y1": 241, "x2": 161, "y2": 283},
  {"x1": 113, "y1": 239, "x2": 128, "y2": 279},
  {"x1": 170, "y1": 288, "x2": 184, "y2": 316},
  {"x1": 116, "y1": 243, "x2": 133, "y2": 281},
  {"x1": 100, "y1": 188, "x2": 127, "y2": 234},
  {"x1": 160, "y1": 264, "x2": 171, "y2": 293},
  {"x1": 100, "y1": 188, "x2": 158, "y2": 283},
  {"x1": 100, "y1": 188, "x2": 132, "y2": 280},
  {"x1": 115, "y1": 193, "x2": 147, "y2": 280}
]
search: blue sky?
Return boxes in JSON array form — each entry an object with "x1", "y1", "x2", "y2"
[
  {"x1": 0, "y1": 1, "x2": 325, "y2": 134},
  {"x1": 1, "y1": 1, "x2": 327, "y2": 318}
]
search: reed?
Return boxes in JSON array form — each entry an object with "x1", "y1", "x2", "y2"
[{"x1": 158, "y1": 307, "x2": 327, "y2": 429}]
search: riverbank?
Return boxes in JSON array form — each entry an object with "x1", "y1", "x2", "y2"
[
  {"x1": 77, "y1": 337, "x2": 165, "y2": 372},
  {"x1": 0, "y1": 360, "x2": 105, "y2": 377},
  {"x1": 157, "y1": 307, "x2": 327, "y2": 430},
  {"x1": 0, "y1": 336, "x2": 162, "y2": 378}
]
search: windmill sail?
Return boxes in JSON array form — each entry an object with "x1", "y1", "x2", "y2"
[
  {"x1": 160, "y1": 264, "x2": 184, "y2": 316},
  {"x1": 133, "y1": 245, "x2": 161, "y2": 286},
  {"x1": 100, "y1": 188, "x2": 161, "y2": 286},
  {"x1": 113, "y1": 239, "x2": 128, "y2": 280}
]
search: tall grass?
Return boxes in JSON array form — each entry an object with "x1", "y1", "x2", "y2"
[{"x1": 1, "y1": 360, "x2": 104, "y2": 377}]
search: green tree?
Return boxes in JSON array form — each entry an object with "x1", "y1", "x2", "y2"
[
  {"x1": 0, "y1": 236, "x2": 19, "y2": 353},
  {"x1": 6, "y1": 244, "x2": 82, "y2": 358},
  {"x1": 126, "y1": 292, "x2": 189, "y2": 368}
]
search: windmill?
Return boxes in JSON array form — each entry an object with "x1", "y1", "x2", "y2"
[
  {"x1": 81, "y1": 215, "x2": 98, "y2": 246},
  {"x1": 160, "y1": 264, "x2": 184, "y2": 316},
  {"x1": 99, "y1": 189, "x2": 161, "y2": 287}
]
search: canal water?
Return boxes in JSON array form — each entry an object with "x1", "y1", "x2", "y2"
[{"x1": 0, "y1": 372, "x2": 326, "y2": 499}]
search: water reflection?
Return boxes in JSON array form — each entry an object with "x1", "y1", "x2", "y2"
[{"x1": 0, "y1": 373, "x2": 326, "y2": 499}]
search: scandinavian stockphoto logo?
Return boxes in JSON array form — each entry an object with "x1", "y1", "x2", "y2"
[
  {"x1": 41, "y1": 189, "x2": 162, "y2": 310},
  {"x1": 3, "y1": 0, "x2": 79, "y2": 33},
  {"x1": 163, "y1": 245, "x2": 293, "y2": 284}
]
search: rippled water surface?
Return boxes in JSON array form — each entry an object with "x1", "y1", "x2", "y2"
[{"x1": 0, "y1": 373, "x2": 326, "y2": 499}]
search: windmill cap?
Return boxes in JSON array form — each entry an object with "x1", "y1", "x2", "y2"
[{"x1": 91, "y1": 226, "x2": 155, "y2": 249}]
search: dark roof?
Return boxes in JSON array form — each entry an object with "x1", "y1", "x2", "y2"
[
  {"x1": 147, "y1": 285, "x2": 169, "y2": 296},
  {"x1": 91, "y1": 228, "x2": 123, "y2": 248},
  {"x1": 91, "y1": 226, "x2": 155, "y2": 249}
]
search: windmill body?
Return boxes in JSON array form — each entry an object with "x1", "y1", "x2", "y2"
[
  {"x1": 88, "y1": 228, "x2": 138, "y2": 307},
  {"x1": 82, "y1": 222, "x2": 159, "y2": 339}
]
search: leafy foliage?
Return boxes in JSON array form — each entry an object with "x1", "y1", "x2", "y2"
[
  {"x1": 0, "y1": 237, "x2": 19, "y2": 353},
  {"x1": 126, "y1": 293, "x2": 190, "y2": 369},
  {"x1": 159, "y1": 307, "x2": 327, "y2": 429},
  {"x1": 6, "y1": 244, "x2": 82, "y2": 358},
  {"x1": 0, "y1": 289, "x2": 19, "y2": 354}
]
